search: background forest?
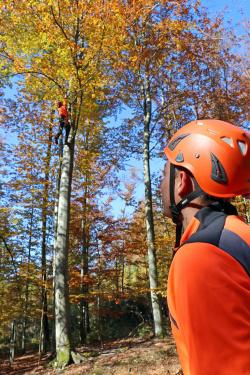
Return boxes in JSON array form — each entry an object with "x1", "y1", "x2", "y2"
[{"x1": 0, "y1": 0, "x2": 249, "y2": 371}]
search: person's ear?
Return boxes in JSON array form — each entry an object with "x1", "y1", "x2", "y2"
[{"x1": 176, "y1": 170, "x2": 193, "y2": 197}]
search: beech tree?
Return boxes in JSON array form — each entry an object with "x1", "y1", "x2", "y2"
[
  {"x1": 105, "y1": 0, "x2": 214, "y2": 337},
  {"x1": 0, "y1": 0, "x2": 120, "y2": 365}
]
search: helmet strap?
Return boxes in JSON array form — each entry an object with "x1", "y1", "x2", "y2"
[{"x1": 169, "y1": 163, "x2": 204, "y2": 248}]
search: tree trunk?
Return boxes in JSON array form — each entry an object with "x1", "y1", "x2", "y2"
[
  {"x1": 39, "y1": 111, "x2": 53, "y2": 354},
  {"x1": 9, "y1": 321, "x2": 16, "y2": 364},
  {"x1": 39, "y1": 291, "x2": 49, "y2": 356},
  {"x1": 95, "y1": 233, "x2": 103, "y2": 347},
  {"x1": 142, "y1": 80, "x2": 163, "y2": 337},
  {"x1": 79, "y1": 215, "x2": 90, "y2": 345},
  {"x1": 243, "y1": 197, "x2": 250, "y2": 224},
  {"x1": 22, "y1": 204, "x2": 34, "y2": 353},
  {"x1": 54, "y1": 134, "x2": 75, "y2": 367},
  {"x1": 51, "y1": 139, "x2": 63, "y2": 352}
]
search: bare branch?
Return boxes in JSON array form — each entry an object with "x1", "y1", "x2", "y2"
[
  {"x1": 50, "y1": 5, "x2": 71, "y2": 44},
  {"x1": 0, "y1": 235, "x2": 18, "y2": 275}
]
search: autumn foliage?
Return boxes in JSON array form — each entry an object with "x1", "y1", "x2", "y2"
[{"x1": 0, "y1": 0, "x2": 249, "y2": 369}]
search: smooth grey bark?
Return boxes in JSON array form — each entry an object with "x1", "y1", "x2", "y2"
[
  {"x1": 39, "y1": 112, "x2": 53, "y2": 354},
  {"x1": 53, "y1": 139, "x2": 64, "y2": 258},
  {"x1": 54, "y1": 125, "x2": 75, "y2": 366},
  {"x1": 9, "y1": 321, "x2": 16, "y2": 364},
  {"x1": 142, "y1": 80, "x2": 163, "y2": 337},
  {"x1": 52, "y1": 15, "x2": 85, "y2": 364},
  {"x1": 51, "y1": 128, "x2": 63, "y2": 352},
  {"x1": 79, "y1": 127, "x2": 91, "y2": 345}
]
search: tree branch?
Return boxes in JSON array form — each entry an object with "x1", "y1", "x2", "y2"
[
  {"x1": 0, "y1": 235, "x2": 18, "y2": 275},
  {"x1": 50, "y1": 5, "x2": 72, "y2": 44},
  {"x1": 6, "y1": 71, "x2": 64, "y2": 92}
]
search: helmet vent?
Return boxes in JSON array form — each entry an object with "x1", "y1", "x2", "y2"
[
  {"x1": 175, "y1": 152, "x2": 184, "y2": 163},
  {"x1": 237, "y1": 140, "x2": 247, "y2": 155},
  {"x1": 221, "y1": 136, "x2": 233, "y2": 148},
  {"x1": 168, "y1": 134, "x2": 190, "y2": 151},
  {"x1": 210, "y1": 153, "x2": 228, "y2": 184}
]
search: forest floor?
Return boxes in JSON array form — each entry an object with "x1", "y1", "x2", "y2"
[{"x1": 0, "y1": 336, "x2": 182, "y2": 375}]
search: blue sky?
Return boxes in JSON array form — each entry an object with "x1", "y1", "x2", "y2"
[{"x1": 203, "y1": 0, "x2": 249, "y2": 25}]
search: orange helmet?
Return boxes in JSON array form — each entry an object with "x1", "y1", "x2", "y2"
[{"x1": 164, "y1": 119, "x2": 250, "y2": 198}]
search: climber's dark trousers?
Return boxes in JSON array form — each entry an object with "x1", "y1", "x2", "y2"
[{"x1": 55, "y1": 117, "x2": 70, "y2": 144}]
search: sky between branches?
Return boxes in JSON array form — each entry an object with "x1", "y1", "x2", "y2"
[{"x1": 1, "y1": 0, "x2": 249, "y2": 218}]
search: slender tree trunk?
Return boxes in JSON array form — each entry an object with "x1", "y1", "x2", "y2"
[
  {"x1": 39, "y1": 112, "x2": 53, "y2": 354},
  {"x1": 142, "y1": 80, "x2": 163, "y2": 337},
  {"x1": 96, "y1": 296, "x2": 102, "y2": 345},
  {"x1": 80, "y1": 216, "x2": 90, "y2": 345},
  {"x1": 52, "y1": 140, "x2": 63, "y2": 352},
  {"x1": 121, "y1": 242, "x2": 125, "y2": 293},
  {"x1": 39, "y1": 292, "x2": 49, "y2": 354},
  {"x1": 22, "y1": 205, "x2": 34, "y2": 353},
  {"x1": 79, "y1": 126, "x2": 91, "y2": 345},
  {"x1": 95, "y1": 233, "x2": 103, "y2": 347},
  {"x1": 243, "y1": 197, "x2": 250, "y2": 224},
  {"x1": 54, "y1": 132, "x2": 75, "y2": 367},
  {"x1": 120, "y1": 209, "x2": 127, "y2": 294},
  {"x1": 9, "y1": 321, "x2": 16, "y2": 364},
  {"x1": 54, "y1": 143, "x2": 64, "y2": 250},
  {"x1": 120, "y1": 206, "x2": 128, "y2": 294}
]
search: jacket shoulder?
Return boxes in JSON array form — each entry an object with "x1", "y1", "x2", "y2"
[{"x1": 184, "y1": 213, "x2": 250, "y2": 276}]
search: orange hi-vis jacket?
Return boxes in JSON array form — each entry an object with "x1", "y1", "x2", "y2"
[
  {"x1": 58, "y1": 99, "x2": 68, "y2": 118},
  {"x1": 167, "y1": 204, "x2": 250, "y2": 375}
]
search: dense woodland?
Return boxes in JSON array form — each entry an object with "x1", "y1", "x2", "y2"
[{"x1": 0, "y1": 0, "x2": 249, "y2": 370}]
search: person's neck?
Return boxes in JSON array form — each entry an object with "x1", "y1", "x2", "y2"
[{"x1": 181, "y1": 203, "x2": 205, "y2": 231}]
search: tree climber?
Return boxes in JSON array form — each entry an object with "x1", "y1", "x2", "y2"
[{"x1": 55, "y1": 98, "x2": 70, "y2": 145}]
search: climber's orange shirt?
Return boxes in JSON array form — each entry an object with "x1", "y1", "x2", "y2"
[
  {"x1": 167, "y1": 207, "x2": 250, "y2": 375},
  {"x1": 58, "y1": 99, "x2": 68, "y2": 118}
]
